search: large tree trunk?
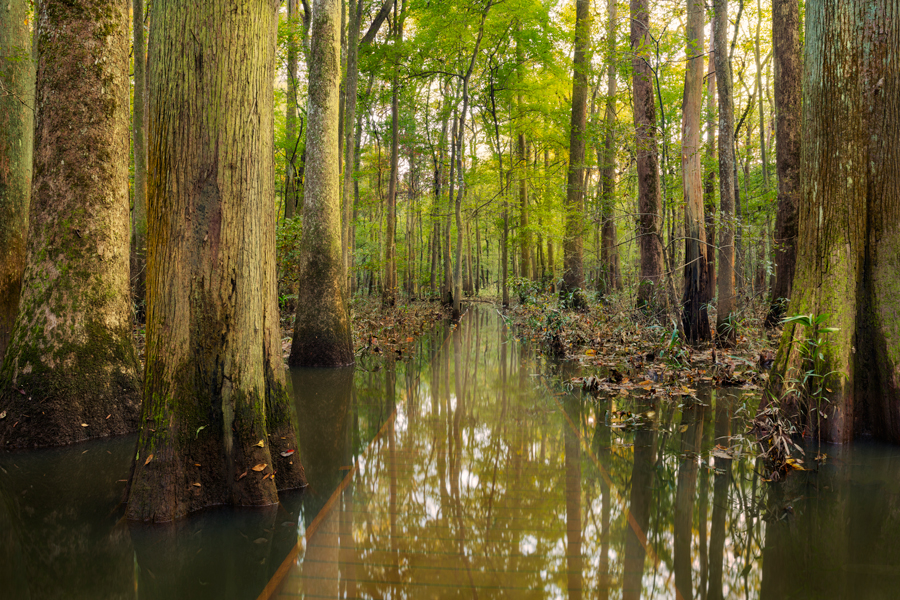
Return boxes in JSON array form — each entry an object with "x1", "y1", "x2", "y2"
[
  {"x1": 714, "y1": 0, "x2": 738, "y2": 345},
  {"x1": 763, "y1": 0, "x2": 900, "y2": 444},
  {"x1": 0, "y1": 0, "x2": 142, "y2": 448},
  {"x1": 703, "y1": 22, "x2": 717, "y2": 303},
  {"x1": 681, "y1": 0, "x2": 711, "y2": 344},
  {"x1": 765, "y1": 0, "x2": 801, "y2": 327},
  {"x1": 517, "y1": 133, "x2": 531, "y2": 280},
  {"x1": 290, "y1": 0, "x2": 354, "y2": 367},
  {"x1": 561, "y1": 0, "x2": 591, "y2": 309},
  {"x1": 127, "y1": 0, "x2": 306, "y2": 521},
  {"x1": 630, "y1": 0, "x2": 666, "y2": 316},
  {"x1": 131, "y1": 0, "x2": 148, "y2": 321},
  {"x1": 0, "y1": 0, "x2": 34, "y2": 362},
  {"x1": 599, "y1": 0, "x2": 622, "y2": 294}
]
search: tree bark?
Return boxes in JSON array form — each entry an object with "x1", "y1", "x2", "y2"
[
  {"x1": 290, "y1": 0, "x2": 354, "y2": 367},
  {"x1": 0, "y1": 0, "x2": 34, "y2": 362},
  {"x1": 765, "y1": 0, "x2": 801, "y2": 327},
  {"x1": 681, "y1": 0, "x2": 711, "y2": 344},
  {"x1": 599, "y1": 0, "x2": 622, "y2": 294},
  {"x1": 127, "y1": 0, "x2": 306, "y2": 521},
  {"x1": 342, "y1": 0, "x2": 362, "y2": 284},
  {"x1": 763, "y1": 0, "x2": 900, "y2": 444},
  {"x1": 383, "y1": 4, "x2": 403, "y2": 307},
  {"x1": 0, "y1": 0, "x2": 142, "y2": 449},
  {"x1": 631, "y1": 0, "x2": 667, "y2": 316},
  {"x1": 131, "y1": 0, "x2": 148, "y2": 321},
  {"x1": 561, "y1": 0, "x2": 591, "y2": 308},
  {"x1": 715, "y1": 0, "x2": 738, "y2": 345}
]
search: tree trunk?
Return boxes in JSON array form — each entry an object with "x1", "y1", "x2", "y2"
[
  {"x1": 0, "y1": 0, "x2": 141, "y2": 448},
  {"x1": 285, "y1": 0, "x2": 302, "y2": 220},
  {"x1": 681, "y1": 0, "x2": 711, "y2": 344},
  {"x1": 0, "y1": 0, "x2": 34, "y2": 362},
  {"x1": 714, "y1": 0, "x2": 738, "y2": 345},
  {"x1": 765, "y1": 0, "x2": 801, "y2": 327},
  {"x1": 763, "y1": 0, "x2": 900, "y2": 444},
  {"x1": 291, "y1": 0, "x2": 354, "y2": 367},
  {"x1": 631, "y1": 0, "x2": 666, "y2": 316},
  {"x1": 599, "y1": 0, "x2": 622, "y2": 294},
  {"x1": 703, "y1": 21, "x2": 717, "y2": 303},
  {"x1": 342, "y1": 0, "x2": 362, "y2": 286},
  {"x1": 517, "y1": 133, "x2": 531, "y2": 280},
  {"x1": 561, "y1": 0, "x2": 591, "y2": 308},
  {"x1": 131, "y1": 0, "x2": 148, "y2": 321},
  {"x1": 382, "y1": 15, "x2": 401, "y2": 307},
  {"x1": 127, "y1": 0, "x2": 306, "y2": 521}
]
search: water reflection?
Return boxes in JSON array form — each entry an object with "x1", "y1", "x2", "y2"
[{"x1": 8, "y1": 308, "x2": 900, "y2": 599}]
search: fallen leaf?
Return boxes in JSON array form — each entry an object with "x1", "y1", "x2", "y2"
[
  {"x1": 680, "y1": 425, "x2": 689, "y2": 433},
  {"x1": 0, "y1": 411, "x2": 6, "y2": 419},
  {"x1": 192, "y1": 483, "x2": 201, "y2": 487},
  {"x1": 106, "y1": 414, "x2": 111, "y2": 419},
  {"x1": 280, "y1": 450, "x2": 295, "y2": 457},
  {"x1": 238, "y1": 470, "x2": 248, "y2": 480},
  {"x1": 194, "y1": 463, "x2": 201, "y2": 467},
  {"x1": 81, "y1": 423, "x2": 89, "y2": 427},
  {"x1": 406, "y1": 337, "x2": 414, "y2": 342},
  {"x1": 255, "y1": 440, "x2": 265, "y2": 448},
  {"x1": 585, "y1": 349, "x2": 596, "y2": 356},
  {"x1": 144, "y1": 454, "x2": 154, "y2": 465},
  {"x1": 252, "y1": 463, "x2": 267, "y2": 472}
]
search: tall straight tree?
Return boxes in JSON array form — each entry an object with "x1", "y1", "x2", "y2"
[
  {"x1": 561, "y1": 0, "x2": 591, "y2": 308},
  {"x1": 598, "y1": 0, "x2": 622, "y2": 293},
  {"x1": 127, "y1": 0, "x2": 306, "y2": 520},
  {"x1": 452, "y1": 2, "x2": 492, "y2": 319},
  {"x1": 290, "y1": 0, "x2": 354, "y2": 366},
  {"x1": 383, "y1": 0, "x2": 405, "y2": 308},
  {"x1": 764, "y1": 0, "x2": 900, "y2": 444},
  {"x1": 680, "y1": 0, "x2": 711, "y2": 344},
  {"x1": 284, "y1": 0, "x2": 302, "y2": 220},
  {"x1": 630, "y1": 0, "x2": 666, "y2": 316},
  {"x1": 0, "y1": 0, "x2": 141, "y2": 448},
  {"x1": 131, "y1": 0, "x2": 148, "y2": 319},
  {"x1": 714, "y1": 0, "x2": 738, "y2": 345},
  {"x1": 0, "y1": 0, "x2": 34, "y2": 362},
  {"x1": 765, "y1": 0, "x2": 801, "y2": 326}
]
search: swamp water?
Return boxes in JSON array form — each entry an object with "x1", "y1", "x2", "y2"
[{"x1": 2, "y1": 307, "x2": 900, "y2": 599}]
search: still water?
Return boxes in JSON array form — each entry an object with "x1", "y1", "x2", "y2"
[{"x1": 2, "y1": 306, "x2": 900, "y2": 599}]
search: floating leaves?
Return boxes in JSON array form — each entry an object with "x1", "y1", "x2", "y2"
[
  {"x1": 255, "y1": 440, "x2": 265, "y2": 448},
  {"x1": 280, "y1": 450, "x2": 295, "y2": 457},
  {"x1": 81, "y1": 423, "x2": 89, "y2": 427},
  {"x1": 0, "y1": 411, "x2": 6, "y2": 420},
  {"x1": 192, "y1": 482, "x2": 202, "y2": 487},
  {"x1": 238, "y1": 470, "x2": 248, "y2": 480},
  {"x1": 251, "y1": 463, "x2": 267, "y2": 472},
  {"x1": 195, "y1": 425, "x2": 207, "y2": 438},
  {"x1": 144, "y1": 454, "x2": 154, "y2": 465}
]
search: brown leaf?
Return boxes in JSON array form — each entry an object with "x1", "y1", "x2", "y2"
[
  {"x1": 194, "y1": 463, "x2": 201, "y2": 467},
  {"x1": 255, "y1": 440, "x2": 265, "y2": 448},
  {"x1": 238, "y1": 470, "x2": 248, "y2": 480},
  {"x1": 81, "y1": 423, "x2": 89, "y2": 427},
  {"x1": 144, "y1": 454, "x2": 153, "y2": 466},
  {"x1": 192, "y1": 482, "x2": 201, "y2": 487},
  {"x1": 252, "y1": 463, "x2": 267, "y2": 472}
]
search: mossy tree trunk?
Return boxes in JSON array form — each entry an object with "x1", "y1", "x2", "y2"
[
  {"x1": 126, "y1": 0, "x2": 305, "y2": 521},
  {"x1": 561, "y1": 0, "x2": 591, "y2": 309},
  {"x1": 680, "y1": 0, "x2": 711, "y2": 344},
  {"x1": 764, "y1": 0, "x2": 900, "y2": 444},
  {"x1": 0, "y1": 0, "x2": 142, "y2": 449},
  {"x1": 0, "y1": 0, "x2": 34, "y2": 362},
  {"x1": 131, "y1": 0, "x2": 148, "y2": 320},
  {"x1": 714, "y1": 0, "x2": 738, "y2": 345},
  {"x1": 630, "y1": 0, "x2": 667, "y2": 316},
  {"x1": 289, "y1": 0, "x2": 354, "y2": 367},
  {"x1": 765, "y1": 0, "x2": 801, "y2": 327}
]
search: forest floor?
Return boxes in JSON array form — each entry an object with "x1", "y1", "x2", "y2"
[{"x1": 503, "y1": 290, "x2": 781, "y2": 402}]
